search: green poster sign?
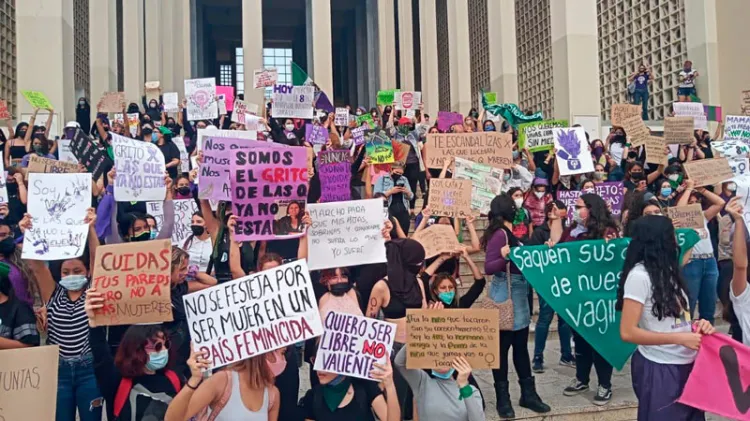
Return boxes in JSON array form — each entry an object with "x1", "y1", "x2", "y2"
[
  {"x1": 509, "y1": 229, "x2": 699, "y2": 370},
  {"x1": 483, "y1": 92, "x2": 498, "y2": 105},
  {"x1": 377, "y1": 89, "x2": 399, "y2": 106},
  {"x1": 21, "y1": 90, "x2": 53, "y2": 109},
  {"x1": 356, "y1": 113, "x2": 377, "y2": 128},
  {"x1": 517, "y1": 119, "x2": 569, "y2": 152}
]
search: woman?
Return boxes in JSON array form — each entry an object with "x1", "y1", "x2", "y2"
[
  {"x1": 318, "y1": 267, "x2": 363, "y2": 320},
  {"x1": 0, "y1": 217, "x2": 33, "y2": 307},
  {"x1": 76, "y1": 97, "x2": 91, "y2": 132},
  {"x1": 507, "y1": 187, "x2": 533, "y2": 241},
  {"x1": 655, "y1": 179, "x2": 676, "y2": 208},
  {"x1": 183, "y1": 211, "x2": 213, "y2": 276},
  {"x1": 373, "y1": 163, "x2": 413, "y2": 235},
  {"x1": 623, "y1": 191, "x2": 664, "y2": 236},
  {"x1": 174, "y1": 174, "x2": 194, "y2": 200},
  {"x1": 523, "y1": 178, "x2": 552, "y2": 227},
  {"x1": 155, "y1": 126, "x2": 182, "y2": 181},
  {"x1": 20, "y1": 134, "x2": 56, "y2": 167},
  {"x1": 482, "y1": 194, "x2": 549, "y2": 418},
  {"x1": 274, "y1": 201, "x2": 306, "y2": 236},
  {"x1": 678, "y1": 60, "x2": 699, "y2": 102},
  {"x1": 165, "y1": 349, "x2": 279, "y2": 420},
  {"x1": 0, "y1": 261, "x2": 40, "y2": 348},
  {"x1": 618, "y1": 215, "x2": 712, "y2": 420},
  {"x1": 426, "y1": 248, "x2": 485, "y2": 308},
  {"x1": 23, "y1": 210, "x2": 104, "y2": 421},
  {"x1": 629, "y1": 64, "x2": 653, "y2": 120},
  {"x1": 728, "y1": 197, "x2": 750, "y2": 346},
  {"x1": 5, "y1": 121, "x2": 30, "y2": 167},
  {"x1": 552, "y1": 194, "x2": 619, "y2": 405}
]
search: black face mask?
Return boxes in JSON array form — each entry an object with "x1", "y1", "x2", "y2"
[
  {"x1": 329, "y1": 282, "x2": 352, "y2": 297},
  {"x1": 407, "y1": 264, "x2": 422, "y2": 275},
  {"x1": 130, "y1": 231, "x2": 151, "y2": 242},
  {"x1": 191, "y1": 225, "x2": 205, "y2": 236},
  {"x1": 0, "y1": 237, "x2": 15, "y2": 255},
  {"x1": 613, "y1": 134, "x2": 626, "y2": 143},
  {"x1": 177, "y1": 186, "x2": 191, "y2": 196},
  {"x1": 392, "y1": 173, "x2": 402, "y2": 182},
  {"x1": 16, "y1": 130, "x2": 26, "y2": 139}
]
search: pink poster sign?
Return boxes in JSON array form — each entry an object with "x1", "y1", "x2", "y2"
[
  {"x1": 437, "y1": 111, "x2": 463, "y2": 132},
  {"x1": 216, "y1": 86, "x2": 235, "y2": 111}
]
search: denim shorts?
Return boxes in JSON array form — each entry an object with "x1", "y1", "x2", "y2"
[
  {"x1": 488, "y1": 273, "x2": 530, "y2": 331},
  {"x1": 678, "y1": 87, "x2": 696, "y2": 97}
]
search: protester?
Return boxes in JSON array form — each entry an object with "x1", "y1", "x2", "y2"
[
  {"x1": 727, "y1": 197, "x2": 750, "y2": 347},
  {"x1": 629, "y1": 64, "x2": 652, "y2": 120},
  {"x1": 0, "y1": 261, "x2": 40, "y2": 348},
  {"x1": 677, "y1": 60, "x2": 699, "y2": 102}
]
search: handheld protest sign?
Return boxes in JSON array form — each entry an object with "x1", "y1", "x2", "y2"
[
  {"x1": 90, "y1": 239, "x2": 173, "y2": 326},
  {"x1": 426, "y1": 132, "x2": 513, "y2": 170},
  {"x1": 0, "y1": 345, "x2": 59, "y2": 421},
  {"x1": 726, "y1": 115, "x2": 750, "y2": 140},
  {"x1": 406, "y1": 309, "x2": 500, "y2": 369},
  {"x1": 663, "y1": 116, "x2": 695, "y2": 144},
  {"x1": 667, "y1": 204, "x2": 704, "y2": 230},
  {"x1": 271, "y1": 84, "x2": 314, "y2": 119},
  {"x1": 610, "y1": 103, "x2": 641, "y2": 127},
  {"x1": 21, "y1": 90, "x2": 53, "y2": 109},
  {"x1": 0, "y1": 152, "x2": 6, "y2": 204},
  {"x1": 0, "y1": 99, "x2": 10, "y2": 120},
  {"x1": 314, "y1": 312, "x2": 396, "y2": 381},
  {"x1": 553, "y1": 127, "x2": 595, "y2": 176},
  {"x1": 230, "y1": 147, "x2": 309, "y2": 241},
  {"x1": 517, "y1": 120, "x2": 568, "y2": 152},
  {"x1": 253, "y1": 68, "x2": 278, "y2": 89},
  {"x1": 98, "y1": 92, "x2": 126, "y2": 113},
  {"x1": 411, "y1": 224, "x2": 462, "y2": 259},
  {"x1": 557, "y1": 182, "x2": 624, "y2": 221},
  {"x1": 673, "y1": 102, "x2": 708, "y2": 130},
  {"x1": 69, "y1": 129, "x2": 113, "y2": 180},
  {"x1": 317, "y1": 150, "x2": 352, "y2": 203},
  {"x1": 26, "y1": 154, "x2": 79, "y2": 179},
  {"x1": 437, "y1": 111, "x2": 463, "y2": 132},
  {"x1": 683, "y1": 158, "x2": 733, "y2": 187},
  {"x1": 453, "y1": 157, "x2": 503, "y2": 215},
  {"x1": 428, "y1": 178, "x2": 473, "y2": 218},
  {"x1": 183, "y1": 259, "x2": 323, "y2": 369},
  {"x1": 185, "y1": 78, "x2": 218, "y2": 121},
  {"x1": 111, "y1": 133, "x2": 166, "y2": 201}
]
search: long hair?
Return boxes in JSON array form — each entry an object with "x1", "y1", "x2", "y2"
[
  {"x1": 230, "y1": 353, "x2": 275, "y2": 389},
  {"x1": 623, "y1": 191, "x2": 660, "y2": 237},
  {"x1": 575, "y1": 193, "x2": 618, "y2": 240},
  {"x1": 430, "y1": 273, "x2": 459, "y2": 308},
  {"x1": 616, "y1": 215, "x2": 688, "y2": 319},
  {"x1": 482, "y1": 194, "x2": 518, "y2": 250},
  {"x1": 114, "y1": 325, "x2": 176, "y2": 377}
]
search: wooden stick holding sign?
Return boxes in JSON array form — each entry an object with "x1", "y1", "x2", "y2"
[{"x1": 90, "y1": 239, "x2": 173, "y2": 326}]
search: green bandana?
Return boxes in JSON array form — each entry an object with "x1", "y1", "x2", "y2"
[
  {"x1": 322, "y1": 377, "x2": 351, "y2": 412},
  {"x1": 481, "y1": 90, "x2": 544, "y2": 128}
]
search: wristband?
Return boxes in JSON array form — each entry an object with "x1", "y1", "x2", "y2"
[
  {"x1": 186, "y1": 378, "x2": 203, "y2": 390},
  {"x1": 458, "y1": 384, "x2": 474, "y2": 400}
]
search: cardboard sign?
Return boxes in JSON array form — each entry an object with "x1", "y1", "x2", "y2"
[
  {"x1": 406, "y1": 309, "x2": 500, "y2": 369},
  {"x1": 21, "y1": 90, "x2": 53, "y2": 109},
  {"x1": 145, "y1": 80, "x2": 161, "y2": 102},
  {"x1": 517, "y1": 119, "x2": 569, "y2": 152},
  {"x1": 377, "y1": 89, "x2": 399, "y2": 106},
  {"x1": 305, "y1": 124, "x2": 328, "y2": 145},
  {"x1": 183, "y1": 260, "x2": 323, "y2": 368},
  {"x1": 553, "y1": 127, "x2": 595, "y2": 176},
  {"x1": 68, "y1": 129, "x2": 113, "y2": 180},
  {"x1": 318, "y1": 150, "x2": 351, "y2": 203},
  {"x1": 0, "y1": 99, "x2": 10, "y2": 119},
  {"x1": 411, "y1": 224, "x2": 462, "y2": 259},
  {"x1": 643, "y1": 136, "x2": 667, "y2": 164},
  {"x1": 90, "y1": 239, "x2": 173, "y2": 326},
  {"x1": 663, "y1": 116, "x2": 695, "y2": 144},
  {"x1": 334, "y1": 108, "x2": 349, "y2": 126},
  {"x1": 307, "y1": 199, "x2": 386, "y2": 270},
  {"x1": 426, "y1": 132, "x2": 513, "y2": 170},
  {"x1": 0, "y1": 153, "x2": 6, "y2": 203},
  {"x1": 620, "y1": 115, "x2": 650, "y2": 147},
  {"x1": 684, "y1": 158, "x2": 734, "y2": 187},
  {"x1": 742, "y1": 90, "x2": 750, "y2": 117},
  {"x1": 163, "y1": 92, "x2": 179, "y2": 112},
  {"x1": 22, "y1": 173, "x2": 91, "y2": 260},
  {"x1": 453, "y1": 157, "x2": 503, "y2": 215},
  {"x1": 230, "y1": 147, "x2": 309, "y2": 241},
  {"x1": 428, "y1": 178, "x2": 473, "y2": 218},
  {"x1": 111, "y1": 133, "x2": 166, "y2": 201},
  {"x1": 557, "y1": 182, "x2": 624, "y2": 221},
  {"x1": 216, "y1": 86, "x2": 235, "y2": 111},
  {"x1": 667, "y1": 204, "x2": 704, "y2": 230},
  {"x1": 510, "y1": 233, "x2": 699, "y2": 370},
  {"x1": 679, "y1": 334, "x2": 750, "y2": 420},
  {"x1": 395, "y1": 91, "x2": 421, "y2": 110},
  {"x1": 98, "y1": 92, "x2": 126, "y2": 113},
  {"x1": 610, "y1": 103, "x2": 641, "y2": 126},
  {"x1": 674, "y1": 102, "x2": 708, "y2": 131},
  {"x1": 272, "y1": 84, "x2": 314, "y2": 119},
  {"x1": 171, "y1": 199, "x2": 200, "y2": 247},
  {"x1": 185, "y1": 78, "x2": 218, "y2": 121},
  {"x1": 0, "y1": 345, "x2": 59, "y2": 421},
  {"x1": 253, "y1": 68, "x2": 278, "y2": 89},
  {"x1": 365, "y1": 133, "x2": 395, "y2": 164},
  {"x1": 437, "y1": 111, "x2": 464, "y2": 132},
  {"x1": 26, "y1": 155, "x2": 79, "y2": 177},
  {"x1": 314, "y1": 312, "x2": 396, "y2": 381},
  {"x1": 725, "y1": 115, "x2": 750, "y2": 140}
]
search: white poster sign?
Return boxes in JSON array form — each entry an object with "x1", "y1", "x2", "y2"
[
  {"x1": 253, "y1": 68, "x2": 278, "y2": 89},
  {"x1": 711, "y1": 140, "x2": 750, "y2": 159},
  {"x1": 185, "y1": 78, "x2": 218, "y2": 121},
  {"x1": 196, "y1": 128, "x2": 257, "y2": 150},
  {"x1": 23, "y1": 173, "x2": 91, "y2": 260},
  {"x1": 112, "y1": 133, "x2": 166, "y2": 201},
  {"x1": 232, "y1": 100, "x2": 259, "y2": 124},
  {"x1": 0, "y1": 153, "x2": 7, "y2": 203},
  {"x1": 335, "y1": 108, "x2": 349, "y2": 127},
  {"x1": 453, "y1": 157, "x2": 503, "y2": 215},
  {"x1": 306, "y1": 199, "x2": 387, "y2": 271},
  {"x1": 163, "y1": 92, "x2": 179, "y2": 112},
  {"x1": 173, "y1": 136, "x2": 190, "y2": 173},
  {"x1": 730, "y1": 158, "x2": 750, "y2": 177},
  {"x1": 271, "y1": 85, "x2": 314, "y2": 119},
  {"x1": 172, "y1": 199, "x2": 199, "y2": 247},
  {"x1": 725, "y1": 115, "x2": 750, "y2": 140},
  {"x1": 395, "y1": 91, "x2": 422, "y2": 111},
  {"x1": 58, "y1": 139, "x2": 78, "y2": 164},
  {"x1": 673, "y1": 102, "x2": 708, "y2": 131},
  {"x1": 145, "y1": 201, "x2": 164, "y2": 237},
  {"x1": 734, "y1": 176, "x2": 750, "y2": 236},
  {"x1": 183, "y1": 260, "x2": 323, "y2": 369},
  {"x1": 553, "y1": 127, "x2": 596, "y2": 177}
]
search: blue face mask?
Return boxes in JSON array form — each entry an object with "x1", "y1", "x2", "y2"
[
  {"x1": 485, "y1": 124, "x2": 495, "y2": 131},
  {"x1": 438, "y1": 291, "x2": 455, "y2": 305},
  {"x1": 59, "y1": 275, "x2": 89, "y2": 291},
  {"x1": 660, "y1": 187, "x2": 672, "y2": 197},
  {"x1": 512, "y1": 150, "x2": 520, "y2": 160},
  {"x1": 151, "y1": 132, "x2": 159, "y2": 143},
  {"x1": 149, "y1": 230, "x2": 158, "y2": 240},
  {"x1": 503, "y1": 172, "x2": 511, "y2": 182},
  {"x1": 431, "y1": 368, "x2": 455, "y2": 380},
  {"x1": 145, "y1": 349, "x2": 169, "y2": 371},
  {"x1": 328, "y1": 374, "x2": 346, "y2": 386}
]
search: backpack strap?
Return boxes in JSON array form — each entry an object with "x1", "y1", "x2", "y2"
[
  {"x1": 165, "y1": 370, "x2": 182, "y2": 394},
  {"x1": 199, "y1": 371, "x2": 233, "y2": 421},
  {"x1": 113, "y1": 378, "x2": 134, "y2": 417}
]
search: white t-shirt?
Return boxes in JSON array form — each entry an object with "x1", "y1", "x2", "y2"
[
  {"x1": 690, "y1": 218, "x2": 713, "y2": 256},
  {"x1": 730, "y1": 285, "x2": 750, "y2": 347},
  {"x1": 679, "y1": 69, "x2": 698, "y2": 88},
  {"x1": 186, "y1": 236, "x2": 213, "y2": 274},
  {"x1": 609, "y1": 142, "x2": 624, "y2": 164},
  {"x1": 623, "y1": 263, "x2": 696, "y2": 364}
]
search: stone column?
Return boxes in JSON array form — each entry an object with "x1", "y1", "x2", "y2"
[
  {"x1": 419, "y1": 0, "x2": 439, "y2": 117},
  {"x1": 242, "y1": 0, "x2": 264, "y2": 107},
  {"x1": 715, "y1": 0, "x2": 750, "y2": 114},
  {"x1": 123, "y1": 0, "x2": 146, "y2": 103},
  {"x1": 397, "y1": 0, "x2": 415, "y2": 90},
  {"x1": 306, "y1": 0, "x2": 334, "y2": 96},
  {"x1": 377, "y1": 0, "x2": 397, "y2": 90},
  {"x1": 160, "y1": 0, "x2": 176, "y2": 92},
  {"x1": 685, "y1": 0, "x2": 721, "y2": 107},
  {"x1": 447, "y1": 0, "x2": 472, "y2": 112},
  {"x1": 487, "y1": 0, "x2": 518, "y2": 104},
  {"x1": 89, "y1": 0, "x2": 118, "y2": 115},
  {"x1": 550, "y1": 0, "x2": 601, "y2": 121},
  {"x1": 145, "y1": 0, "x2": 163, "y2": 84}
]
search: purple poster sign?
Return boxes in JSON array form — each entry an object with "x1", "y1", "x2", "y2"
[
  {"x1": 558, "y1": 181, "x2": 624, "y2": 221},
  {"x1": 352, "y1": 126, "x2": 367, "y2": 146},
  {"x1": 318, "y1": 150, "x2": 351, "y2": 203},
  {"x1": 230, "y1": 147, "x2": 309, "y2": 241},
  {"x1": 437, "y1": 111, "x2": 464, "y2": 132},
  {"x1": 305, "y1": 123, "x2": 329, "y2": 145}
]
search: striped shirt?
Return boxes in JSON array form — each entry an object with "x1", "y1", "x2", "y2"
[{"x1": 46, "y1": 286, "x2": 91, "y2": 360}]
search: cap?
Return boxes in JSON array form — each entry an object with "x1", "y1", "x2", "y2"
[
  {"x1": 65, "y1": 121, "x2": 80, "y2": 129},
  {"x1": 398, "y1": 116, "x2": 412, "y2": 125},
  {"x1": 532, "y1": 177, "x2": 548, "y2": 186}
]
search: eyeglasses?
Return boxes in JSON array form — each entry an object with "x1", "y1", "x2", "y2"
[{"x1": 145, "y1": 338, "x2": 170, "y2": 353}]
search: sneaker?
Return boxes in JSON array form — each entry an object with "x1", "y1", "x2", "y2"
[
  {"x1": 559, "y1": 357, "x2": 576, "y2": 368},
  {"x1": 532, "y1": 357, "x2": 545, "y2": 373},
  {"x1": 593, "y1": 385, "x2": 612, "y2": 405},
  {"x1": 563, "y1": 378, "x2": 589, "y2": 396}
]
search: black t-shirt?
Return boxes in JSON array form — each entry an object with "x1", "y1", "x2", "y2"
[
  {"x1": 0, "y1": 297, "x2": 40, "y2": 346},
  {"x1": 117, "y1": 373, "x2": 182, "y2": 421},
  {"x1": 170, "y1": 282, "x2": 188, "y2": 322},
  {"x1": 158, "y1": 141, "x2": 181, "y2": 180},
  {"x1": 301, "y1": 379, "x2": 381, "y2": 421}
]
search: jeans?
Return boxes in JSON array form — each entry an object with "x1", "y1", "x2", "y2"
[
  {"x1": 488, "y1": 274, "x2": 531, "y2": 331},
  {"x1": 56, "y1": 354, "x2": 103, "y2": 421},
  {"x1": 633, "y1": 89, "x2": 649, "y2": 120},
  {"x1": 574, "y1": 332, "x2": 613, "y2": 389},
  {"x1": 534, "y1": 293, "x2": 573, "y2": 361},
  {"x1": 682, "y1": 257, "x2": 719, "y2": 324}
]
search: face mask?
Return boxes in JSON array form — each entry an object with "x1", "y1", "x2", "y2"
[
  {"x1": 573, "y1": 208, "x2": 586, "y2": 225},
  {"x1": 176, "y1": 186, "x2": 191, "y2": 197},
  {"x1": 149, "y1": 230, "x2": 158, "y2": 240},
  {"x1": 149, "y1": 103, "x2": 158, "y2": 109},
  {"x1": 16, "y1": 130, "x2": 26, "y2": 138},
  {"x1": 151, "y1": 132, "x2": 159, "y2": 143},
  {"x1": 728, "y1": 183, "x2": 738, "y2": 192},
  {"x1": 33, "y1": 145, "x2": 43, "y2": 154},
  {"x1": 594, "y1": 171, "x2": 607, "y2": 181},
  {"x1": 534, "y1": 191, "x2": 545, "y2": 199},
  {"x1": 514, "y1": 198, "x2": 523, "y2": 209},
  {"x1": 59, "y1": 275, "x2": 89, "y2": 291},
  {"x1": 613, "y1": 134, "x2": 625, "y2": 143},
  {"x1": 267, "y1": 352, "x2": 287, "y2": 377},
  {"x1": 131, "y1": 231, "x2": 151, "y2": 242},
  {"x1": 329, "y1": 282, "x2": 352, "y2": 297},
  {"x1": 285, "y1": 124, "x2": 295, "y2": 131},
  {"x1": 660, "y1": 187, "x2": 672, "y2": 197},
  {"x1": 392, "y1": 173, "x2": 402, "y2": 182},
  {"x1": 145, "y1": 349, "x2": 169, "y2": 371},
  {"x1": 438, "y1": 290, "x2": 455, "y2": 305},
  {"x1": 503, "y1": 172, "x2": 511, "y2": 182},
  {"x1": 0, "y1": 238, "x2": 15, "y2": 255},
  {"x1": 431, "y1": 368, "x2": 455, "y2": 380},
  {"x1": 191, "y1": 225, "x2": 205, "y2": 236},
  {"x1": 79, "y1": 100, "x2": 86, "y2": 106},
  {"x1": 485, "y1": 125, "x2": 495, "y2": 131},
  {"x1": 593, "y1": 146, "x2": 604, "y2": 156},
  {"x1": 512, "y1": 151, "x2": 520, "y2": 160},
  {"x1": 668, "y1": 174, "x2": 680, "y2": 182}
]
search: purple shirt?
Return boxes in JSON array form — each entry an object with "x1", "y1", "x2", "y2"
[
  {"x1": 634, "y1": 73, "x2": 650, "y2": 91},
  {"x1": 484, "y1": 229, "x2": 522, "y2": 276},
  {"x1": 1, "y1": 258, "x2": 32, "y2": 307}
]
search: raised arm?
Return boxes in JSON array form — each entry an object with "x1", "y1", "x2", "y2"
[
  {"x1": 43, "y1": 108, "x2": 54, "y2": 137},
  {"x1": 698, "y1": 186, "x2": 726, "y2": 221},
  {"x1": 19, "y1": 214, "x2": 56, "y2": 303},
  {"x1": 727, "y1": 198, "x2": 748, "y2": 298}
]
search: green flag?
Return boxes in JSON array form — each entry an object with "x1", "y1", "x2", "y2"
[
  {"x1": 481, "y1": 90, "x2": 543, "y2": 128},
  {"x1": 292, "y1": 62, "x2": 312, "y2": 86},
  {"x1": 509, "y1": 228, "x2": 700, "y2": 370}
]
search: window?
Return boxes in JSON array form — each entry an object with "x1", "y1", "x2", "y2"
[
  {"x1": 235, "y1": 47, "x2": 244, "y2": 95},
  {"x1": 263, "y1": 47, "x2": 293, "y2": 99},
  {"x1": 219, "y1": 64, "x2": 232, "y2": 87}
]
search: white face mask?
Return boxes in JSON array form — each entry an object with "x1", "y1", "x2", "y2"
[
  {"x1": 285, "y1": 124, "x2": 295, "y2": 131},
  {"x1": 534, "y1": 191, "x2": 545, "y2": 199},
  {"x1": 514, "y1": 198, "x2": 524, "y2": 209},
  {"x1": 728, "y1": 183, "x2": 737, "y2": 192},
  {"x1": 668, "y1": 174, "x2": 680, "y2": 182}
]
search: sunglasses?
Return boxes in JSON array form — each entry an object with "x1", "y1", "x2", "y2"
[{"x1": 145, "y1": 338, "x2": 170, "y2": 353}]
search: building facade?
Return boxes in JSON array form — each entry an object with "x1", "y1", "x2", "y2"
[{"x1": 4, "y1": 0, "x2": 750, "y2": 133}]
